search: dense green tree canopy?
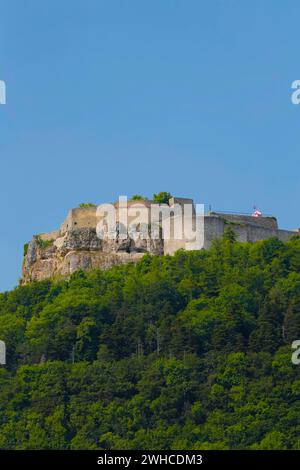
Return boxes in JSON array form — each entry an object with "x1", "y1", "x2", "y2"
[{"x1": 0, "y1": 235, "x2": 300, "y2": 449}]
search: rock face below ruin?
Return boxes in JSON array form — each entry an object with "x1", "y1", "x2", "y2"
[{"x1": 22, "y1": 227, "x2": 164, "y2": 284}]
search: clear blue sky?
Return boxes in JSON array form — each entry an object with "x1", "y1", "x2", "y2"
[{"x1": 0, "y1": 1, "x2": 300, "y2": 292}]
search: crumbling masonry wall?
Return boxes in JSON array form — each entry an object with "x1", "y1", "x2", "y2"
[{"x1": 22, "y1": 200, "x2": 299, "y2": 283}]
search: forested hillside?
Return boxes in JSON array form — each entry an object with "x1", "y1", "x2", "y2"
[{"x1": 1, "y1": 233, "x2": 300, "y2": 449}]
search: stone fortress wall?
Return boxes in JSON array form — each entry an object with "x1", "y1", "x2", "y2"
[
  {"x1": 22, "y1": 196, "x2": 300, "y2": 283},
  {"x1": 202, "y1": 213, "x2": 298, "y2": 250}
]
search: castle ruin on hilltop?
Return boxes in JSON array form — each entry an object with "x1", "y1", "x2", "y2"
[{"x1": 22, "y1": 196, "x2": 299, "y2": 283}]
